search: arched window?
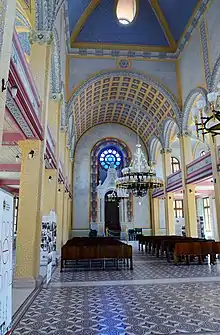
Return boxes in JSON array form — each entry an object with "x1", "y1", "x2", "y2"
[
  {"x1": 200, "y1": 150, "x2": 206, "y2": 157},
  {"x1": 171, "y1": 157, "x2": 180, "y2": 174},
  {"x1": 99, "y1": 147, "x2": 122, "y2": 170}
]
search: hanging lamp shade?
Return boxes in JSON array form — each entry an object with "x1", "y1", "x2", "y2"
[{"x1": 116, "y1": 0, "x2": 137, "y2": 25}]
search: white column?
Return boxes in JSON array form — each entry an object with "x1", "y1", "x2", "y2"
[
  {"x1": 209, "y1": 196, "x2": 218, "y2": 241},
  {"x1": 119, "y1": 200, "x2": 123, "y2": 223},
  {"x1": 124, "y1": 199, "x2": 128, "y2": 223}
]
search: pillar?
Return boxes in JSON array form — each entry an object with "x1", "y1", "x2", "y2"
[
  {"x1": 68, "y1": 198, "x2": 72, "y2": 233},
  {"x1": 15, "y1": 140, "x2": 43, "y2": 286},
  {"x1": 42, "y1": 169, "x2": 57, "y2": 215},
  {"x1": 62, "y1": 192, "x2": 69, "y2": 244},
  {"x1": 151, "y1": 197, "x2": 160, "y2": 235},
  {"x1": 179, "y1": 133, "x2": 197, "y2": 237},
  {"x1": 0, "y1": 0, "x2": 16, "y2": 146},
  {"x1": 161, "y1": 148, "x2": 175, "y2": 235},
  {"x1": 56, "y1": 184, "x2": 64, "y2": 256},
  {"x1": 208, "y1": 135, "x2": 220, "y2": 240},
  {"x1": 15, "y1": 31, "x2": 53, "y2": 285}
]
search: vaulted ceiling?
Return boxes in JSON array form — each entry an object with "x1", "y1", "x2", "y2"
[
  {"x1": 71, "y1": 72, "x2": 180, "y2": 144},
  {"x1": 67, "y1": 0, "x2": 200, "y2": 52}
]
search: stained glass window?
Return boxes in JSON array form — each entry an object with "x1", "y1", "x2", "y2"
[{"x1": 99, "y1": 147, "x2": 122, "y2": 169}]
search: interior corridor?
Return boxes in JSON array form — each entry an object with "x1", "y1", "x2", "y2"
[{"x1": 13, "y1": 242, "x2": 220, "y2": 335}]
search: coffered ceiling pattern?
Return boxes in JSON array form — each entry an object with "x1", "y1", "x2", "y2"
[{"x1": 71, "y1": 73, "x2": 179, "y2": 145}]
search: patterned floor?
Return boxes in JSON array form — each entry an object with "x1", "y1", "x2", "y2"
[{"x1": 13, "y1": 242, "x2": 220, "y2": 335}]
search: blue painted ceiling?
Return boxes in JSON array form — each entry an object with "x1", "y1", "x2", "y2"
[{"x1": 67, "y1": 0, "x2": 199, "y2": 49}]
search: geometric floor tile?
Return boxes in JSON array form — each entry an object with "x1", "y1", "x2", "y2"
[{"x1": 12, "y1": 243, "x2": 220, "y2": 334}]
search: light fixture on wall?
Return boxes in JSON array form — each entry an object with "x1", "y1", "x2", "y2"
[
  {"x1": 58, "y1": 188, "x2": 61, "y2": 193},
  {"x1": 116, "y1": 0, "x2": 137, "y2": 25},
  {"x1": 193, "y1": 84, "x2": 220, "y2": 139},
  {"x1": 1, "y1": 78, "x2": 18, "y2": 98},
  {"x1": 48, "y1": 176, "x2": 52, "y2": 182},
  {"x1": 15, "y1": 154, "x2": 19, "y2": 163},
  {"x1": 116, "y1": 143, "x2": 163, "y2": 197},
  {"x1": 28, "y1": 150, "x2": 35, "y2": 159}
]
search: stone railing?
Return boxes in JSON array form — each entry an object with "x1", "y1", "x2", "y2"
[
  {"x1": 186, "y1": 152, "x2": 212, "y2": 183},
  {"x1": 11, "y1": 32, "x2": 41, "y2": 118}
]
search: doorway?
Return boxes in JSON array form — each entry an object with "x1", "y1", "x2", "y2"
[{"x1": 105, "y1": 191, "x2": 120, "y2": 232}]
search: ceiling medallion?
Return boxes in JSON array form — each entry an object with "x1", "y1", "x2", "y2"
[
  {"x1": 116, "y1": 143, "x2": 163, "y2": 197},
  {"x1": 117, "y1": 58, "x2": 131, "y2": 69},
  {"x1": 116, "y1": 0, "x2": 137, "y2": 25}
]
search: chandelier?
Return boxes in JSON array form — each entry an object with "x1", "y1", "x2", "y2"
[
  {"x1": 115, "y1": 144, "x2": 163, "y2": 197},
  {"x1": 116, "y1": 0, "x2": 137, "y2": 25},
  {"x1": 192, "y1": 84, "x2": 220, "y2": 139}
]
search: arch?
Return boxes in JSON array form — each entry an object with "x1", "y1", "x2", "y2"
[
  {"x1": 51, "y1": 27, "x2": 62, "y2": 93},
  {"x1": 67, "y1": 70, "x2": 181, "y2": 146},
  {"x1": 182, "y1": 87, "x2": 208, "y2": 132},
  {"x1": 90, "y1": 138, "x2": 131, "y2": 223},
  {"x1": 148, "y1": 135, "x2": 162, "y2": 163},
  {"x1": 210, "y1": 55, "x2": 220, "y2": 91},
  {"x1": 68, "y1": 70, "x2": 180, "y2": 115},
  {"x1": 162, "y1": 117, "x2": 179, "y2": 149}
]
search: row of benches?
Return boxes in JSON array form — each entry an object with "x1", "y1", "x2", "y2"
[
  {"x1": 137, "y1": 235, "x2": 220, "y2": 265},
  {"x1": 61, "y1": 237, "x2": 133, "y2": 271}
]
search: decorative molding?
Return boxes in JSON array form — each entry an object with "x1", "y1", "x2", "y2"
[
  {"x1": 35, "y1": 0, "x2": 58, "y2": 31},
  {"x1": 199, "y1": 19, "x2": 211, "y2": 90},
  {"x1": 116, "y1": 58, "x2": 132, "y2": 70},
  {"x1": 50, "y1": 92, "x2": 63, "y2": 101},
  {"x1": 0, "y1": 0, "x2": 7, "y2": 52},
  {"x1": 160, "y1": 148, "x2": 172, "y2": 154},
  {"x1": 177, "y1": 130, "x2": 192, "y2": 138},
  {"x1": 6, "y1": 92, "x2": 34, "y2": 138},
  {"x1": 50, "y1": 27, "x2": 62, "y2": 93},
  {"x1": 28, "y1": 30, "x2": 53, "y2": 45},
  {"x1": 210, "y1": 55, "x2": 220, "y2": 91}
]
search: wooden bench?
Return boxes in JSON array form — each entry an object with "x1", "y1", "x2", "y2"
[{"x1": 61, "y1": 237, "x2": 133, "y2": 271}]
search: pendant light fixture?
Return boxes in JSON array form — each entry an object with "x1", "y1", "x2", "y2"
[{"x1": 116, "y1": 0, "x2": 137, "y2": 25}]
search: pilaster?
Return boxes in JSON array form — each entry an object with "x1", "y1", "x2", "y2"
[
  {"x1": 160, "y1": 148, "x2": 175, "y2": 235},
  {"x1": 42, "y1": 169, "x2": 57, "y2": 215},
  {"x1": 151, "y1": 197, "x2": 160, "y2": 235},
  {"x1": 62, "y1": 192, "x2": 69, "y2": 244},
  {"x1": 56, "y1": 184, "x2": 65, "y2": 255},
  {"x1": 179, "y1": 133, "x2": 197, "y2": 237},
  {"x1": 15, "y1": 140, "x2": 44, "y2": 286},
  {"x1": 208, "y1": 135, "x2": 220, "y2": 240}
]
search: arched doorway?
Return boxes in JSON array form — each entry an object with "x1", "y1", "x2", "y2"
[{"x1": 105, "y1": 191, "x2": 120, "y2": 232}]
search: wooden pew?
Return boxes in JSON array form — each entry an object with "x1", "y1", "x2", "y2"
[{"x1": 61, "y1": 237, "x2": 133, "y2": 271}]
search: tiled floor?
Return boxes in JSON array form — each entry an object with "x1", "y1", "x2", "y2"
[{"x1": 12, "y1": 242, "x2": 220, "y2": 334}]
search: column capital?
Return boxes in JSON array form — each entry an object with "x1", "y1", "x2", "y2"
[
  {"x1": 29, "y1": 30, "x2": 53, "y2": 45},
  {"x1": 160, "y1": 147, "x2": 172, "y2": 154},
  {"x1": 149, "y1": 160, "x2": 156, "y2": 167},
  {"x1": 177, "y1": 130, "x2": 192, "y2": 138},
  {"x1": 50, "y1": 92, "x2": 63, "y2": 102}
]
